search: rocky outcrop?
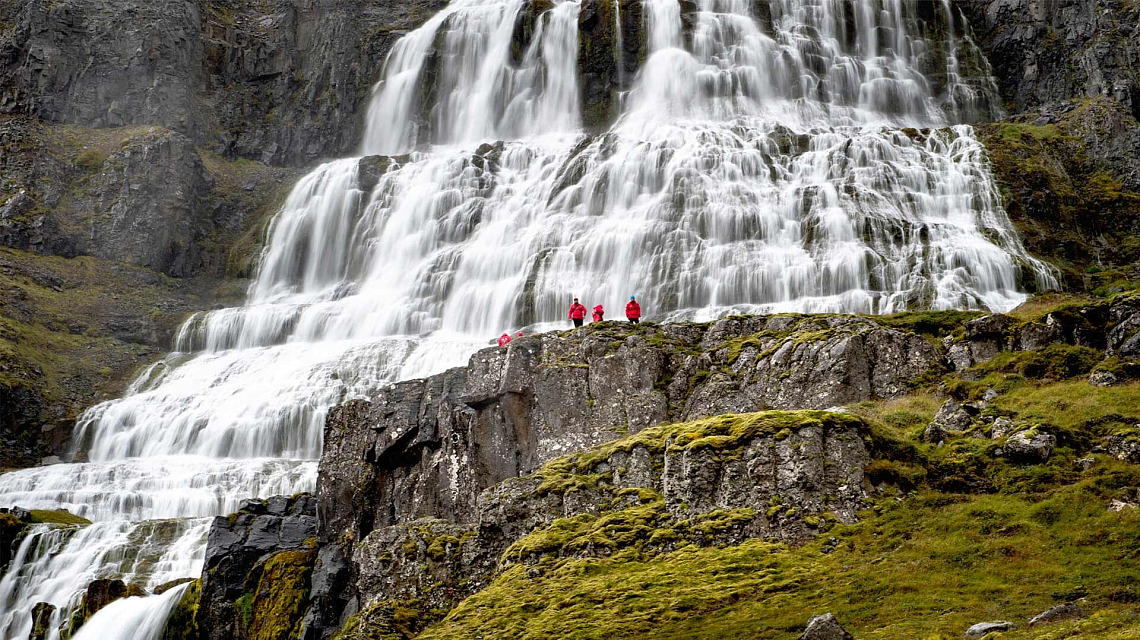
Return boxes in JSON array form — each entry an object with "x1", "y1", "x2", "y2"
[
  {"x1": 312, "y1": 315, "x2": 927, "y2": 635},
  {"x1": 944, "y1": 296, "x2": 1140, "y2": 373},
  {"x1": 198, "y1": 494, "x2": 317, "y2": 640},
  {"x1": 317, "y1": 316, "x2": 936, "y2": 547},
  {"x1": 345, "y1": 411, "x2": 870, "y2": 630}
]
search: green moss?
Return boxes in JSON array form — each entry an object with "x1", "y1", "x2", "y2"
[
  {"x1": 420, "y1": 458, "x2": 1140, "y2": 640},
  {"x1": 333, "y1": 598, "x2": 446, "y2": 640},
  {"x1": 875, "y1": 310, "x2": 985, "y2": 342},
  {"x1": 974, "y1": 344, "x2": 1102, "y2": 381},
  {"x1": 160, "y1": 579, "x2": 201, "y2": 640},
  {"x1": 28, "y1": 509, "x2": 91, "y2": 525},
  {"x1": 239, "y1": 547, "x2": 316, "y2": 640}
]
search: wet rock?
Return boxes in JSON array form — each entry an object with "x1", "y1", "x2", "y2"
[
  {"x1": 198, "y1": 494, "x2": 317, "y2": 640},
  {"x1": 800, "y1": 612, "x2": 854, "y2": 639},
  {"x1": 1003, "y1": 431, "x2": 1056, "y2": 463},
  {"x1": 965, "y1": 621, "x2": 1015, "y2": 638},
  {"x1": 29, "y1": 602, "x2": 55, "y2": 640},
  {"x1": 73, "y1": 579, "x2": 148, "y2": 631},
  {"x1": 1028, "y1": 603, "x2": 1086, "y2": 627}
]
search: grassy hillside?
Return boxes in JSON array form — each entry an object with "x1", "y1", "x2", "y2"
[{"x1": 415, "y1": 380, "x2": 1140, "y2": 639}]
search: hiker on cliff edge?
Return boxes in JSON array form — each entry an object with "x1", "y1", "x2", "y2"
[
  {"x1": 568, "y1": 298, "x2": 587, "y2": 328},
  {"x1": 592, "y1": 304, "x2": 605, "y2": 323},
  {"x1": 498, "y1": 333, "x2": 512, "y2": 347},
  {"x1": 626, "y1": 295, "x2": 641, "y2": 324}
]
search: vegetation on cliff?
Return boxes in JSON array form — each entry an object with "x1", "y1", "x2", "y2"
[{"x1": 415, "y1": 382, "x2": 1140, "y2": 639}]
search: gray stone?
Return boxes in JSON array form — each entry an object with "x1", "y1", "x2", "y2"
[
  {"x1": 1028, "y1": 603, "x2": 1086, "y2": 627},
  {"x1": 1105, "y1": 433, "x2": 1140, "y2": 464},
  {"x1": 965, "y1": 621, "x2": 1015, "y2": 638},
  {"x1": 928, "y1": 399, "x2": 974, "y2": 436},
  {"x1": 991, "y1": 417, "x2": 1014, "y2": 439},
  {"x1": 1004, "y1": 431, "x2": 1056, "y2": 463},
  {"x1": 1109, "y1": 500, "x2": 1137, "y2": 512},
  {"x1": 800, "y1": 613, "x2": 854, "y2": 640},
  {"x1": 1075, "y1": 457, "x2": 1096, "y2": 471},
  {"x1": 1089, "y1": 369, "x2": 1119, "y2": 387}
]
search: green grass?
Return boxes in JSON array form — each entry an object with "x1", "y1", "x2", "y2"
[
  {"x1": 409, "y1": 372, "x2": 1140, "y2": 640},
  {"x1": 421, "y1": 459, "x2": 1140, "y2": 640}
]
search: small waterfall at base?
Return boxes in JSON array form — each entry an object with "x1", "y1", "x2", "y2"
[
  {"x1": 0, "y1": 1, "x2": 1058, "y2": 638},
  {"x1": 70, "y1": 582, "x2": 192, "y2": 640}
]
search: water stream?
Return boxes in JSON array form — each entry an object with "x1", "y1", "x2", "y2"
[{"x1": 0, "y1": 1, "x2": 1056, "y2": 637}]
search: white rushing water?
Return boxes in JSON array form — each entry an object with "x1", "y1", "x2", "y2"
[{"x1": 0, "y1": 1, "x2": 1058, "y2": 638}]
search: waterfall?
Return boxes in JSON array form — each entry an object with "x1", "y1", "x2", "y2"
[{"x1": 0, "y1": 1, "x2": 1057, "y2": 638}]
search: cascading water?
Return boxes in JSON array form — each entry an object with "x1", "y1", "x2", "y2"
[{"x1": 0, "y1": 0, "x2": 1057, "y2": 637}]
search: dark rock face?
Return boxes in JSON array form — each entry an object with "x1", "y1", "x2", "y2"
[
  {"x1": 0, "y1": 0, "x2": 446, "y2": 167},
  {"x1": 0, "y1": 0, "x2": 202, "y2": 131},
  {"x1": 77, "y1": 129, "x2": 210, "y2": 276},
  {"x1": 317, "y1": 317, "x2": 936, "y2": 546},
  {"x1": 958, "y1": 0, "x2": 1140, "y2": 121},
  {"x1": 198, "y1": 493, "x2": 317, "y2": 640}
]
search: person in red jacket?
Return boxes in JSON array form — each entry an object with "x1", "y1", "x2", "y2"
[
  {"x1": 592, "y1": 304, "x2": 605, "y2": 323},
  {"x1": 626, "y1": 295, "x2": 641, "y2": 324},
  {"x1": 497, "y1": 333, "x2": 512, "y2": 346},
  {"x1": 568, "y1": 298, "x2": 587, "y2": 327}
]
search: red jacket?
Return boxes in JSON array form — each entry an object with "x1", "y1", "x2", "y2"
[
  {"x1": 497, "y1": 334, "x2": 512, "y2": 346},
  {"x1": 626, "y1": 300, "x2": 641, "y2": 319},
  {"x1": 592, "y1": 305, "x2": 604, "y2": 322},
  {"x1": 568, "y1": 303, "x2": 587, "y2": 319}
]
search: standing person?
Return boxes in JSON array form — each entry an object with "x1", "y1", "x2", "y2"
[
  {"x1": 498, "y1": 333, "x2": 512, "y2": 346},
  {"x1": 568, "y1": 298, "x2": 587, "y2": 328},
  {"x1": 592, "y1": 304, "x2": 605, "y2": 323},
  {"x1": 626, "y1": 295, "x2": 641, "y2": 324}
]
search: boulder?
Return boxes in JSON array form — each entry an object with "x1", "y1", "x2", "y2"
[
  {"x1": 964, "y1": 621, "x2": 1015, "y2": 638},
  {"x1": 991, "y1": 417, "x2": 1014, "y2": 439},
  {"x1": 1109, "y1": 500, "x2": 1137, "y2": 512},
  {"x1": 1003, "y1": 431, "x2": 1056, "y2": 463},
  {"x1": 924, "y1": 399, "x2": 974, "y2": 442},
  {"x1": 800, "y1": 612, "x2": 854, "y2": 640},
  {"x1": 1105, "y1": 432, "x2": 1140, "y2": 464},
  {"x1": 1028, "y1": 603, "x2": 1086, "y2": 627}
]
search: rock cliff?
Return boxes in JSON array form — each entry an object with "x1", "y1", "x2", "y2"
[{"x1": 0, "y1": 0, "x2": 445, "y2": 167}]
